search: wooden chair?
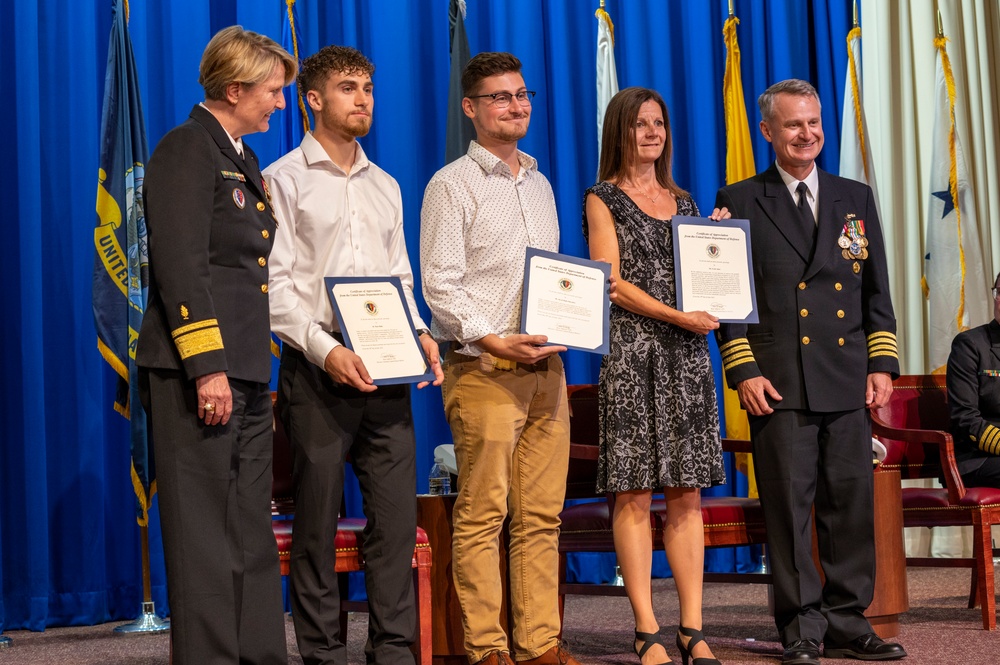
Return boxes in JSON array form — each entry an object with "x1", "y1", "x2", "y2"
[
  {"x1": 271, "y1": 396, "x2": 433, "y2": 662},
  {"x1": 871, "y1": 374, "x2": 1000, "y2": 630}
]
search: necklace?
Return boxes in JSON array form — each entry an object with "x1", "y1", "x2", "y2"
[{"x1": 628, "y1": 180, "x2": 661, "y2": 204}]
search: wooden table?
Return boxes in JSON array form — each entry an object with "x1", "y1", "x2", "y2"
[
  {"x1": 416, "y1": 494, "x2": 510, "y2": 665},
  {"x1": 865, "y1": 466, "x2": 909, "y2": 637}
]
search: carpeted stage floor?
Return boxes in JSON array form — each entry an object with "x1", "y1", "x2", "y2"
[{"x1": 2, "y1": 568, "x2": 998, "y2": 664}]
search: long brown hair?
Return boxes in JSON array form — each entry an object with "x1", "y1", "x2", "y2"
[{"x1": 597, "y1": 87, "x2": 687, "y2": 198}]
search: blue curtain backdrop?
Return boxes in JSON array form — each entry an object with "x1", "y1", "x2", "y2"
[{"x1": 0, "y1": 0, "x2": 853, "y2": 630}]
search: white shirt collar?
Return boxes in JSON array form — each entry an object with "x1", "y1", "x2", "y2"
[
  {"x1": 775, "y1": 161, "x2": 819, "y2": 200},
  {"x1": 200, "y1": 102, "x2": 244, "y2": 157},
  {"x1": 300, "y1": 132, "x2": 370, "y2": 176},
  {"x1": 466, "y1": 140, "x2": 537, "y2": 178}
]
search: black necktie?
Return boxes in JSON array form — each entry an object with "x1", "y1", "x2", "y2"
[{"x1": 796, "y1": 181, "x2": 816, "y2": 242}]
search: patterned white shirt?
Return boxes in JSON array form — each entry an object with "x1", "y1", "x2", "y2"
[
  {"x1": 420, "y1": 140, "x2": 559, "y2": 355},
  {"x1": 265, "y1": 132, "x2": 427, "y2": 369}
]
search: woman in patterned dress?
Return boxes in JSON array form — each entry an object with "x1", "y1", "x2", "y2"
[{"x1": 583, "y1": 87, "x2": 727, "y2": 665}]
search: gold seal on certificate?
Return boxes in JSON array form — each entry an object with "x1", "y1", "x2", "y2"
[
  {"x1": 324, "y1": 276, "x2": 434, "y2": 385},
  {"x1": 519, "y1": 248, "x2": 611, "y2": 354},
  {"x1": 671, "y1": 216, "x2": 758, "y2": 324}
]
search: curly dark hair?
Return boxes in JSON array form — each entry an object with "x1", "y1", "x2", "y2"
[
  {"x1": 461, "y1": 52, "x2": 522, "y2": 97},
  {"x1": 297, "y1": 45, "x2": 375, "y2": 94}
]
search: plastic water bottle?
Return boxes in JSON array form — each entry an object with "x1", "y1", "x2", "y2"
[{"x1": 428, "y1": 457, "x2": 451, "y2": 495}]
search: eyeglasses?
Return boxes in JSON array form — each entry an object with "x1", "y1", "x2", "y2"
[
  {"x1": 993, "y1": 287, "x2": 1000, "y2": 299},
  {"x1": 468, "y1": 90, "x2": 536, "y2": 108}
]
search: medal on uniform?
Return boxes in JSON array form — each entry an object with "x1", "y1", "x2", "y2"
[{"x1": 840, "y1": 214, "x2": 868, "y2": 261}]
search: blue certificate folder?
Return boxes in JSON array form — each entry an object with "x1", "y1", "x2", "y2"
[
  {"x1": 670, "y1": 216, "x2": 758, "y2": 324},
  {"x1": 519, "y1": 248, "x2": 611, "y2": 355},
  {"x1": 324, "y1": 276, "x2": 435, "y2": 386}
]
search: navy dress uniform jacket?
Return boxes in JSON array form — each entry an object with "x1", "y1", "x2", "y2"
[
  {"x1": 715, "y1": 164, "x2": 899, "y2": 409},
  {"x1": 947, "y1": 319, "x2": 1000, "y2": 476},
  {"x1": 137, "y1": 104, "x2": 276, "y2": 383}
]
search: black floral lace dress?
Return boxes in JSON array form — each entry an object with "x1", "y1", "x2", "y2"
[{"x1": 583, "y1": 182, "x2": 725, "y2": 492}]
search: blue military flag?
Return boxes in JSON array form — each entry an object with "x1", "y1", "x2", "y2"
[
  {"x1": 93, "y1": 0, "x2": 153, "y2": 526},
  {"x1": 445, "y1": 0, "x2": 474, "y2": 163}
]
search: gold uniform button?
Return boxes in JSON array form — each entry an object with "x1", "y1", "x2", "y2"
[
  {"x1": 837, "y1": 310, "x2": 845, "y2": 318},
  {"x1": 258, "y1": 257, "x2": 266, "y2": 267},
  {"x1": 838, "y1": 338, "x2": 845, "y2": 346},
  {"x1": 800, "y1": 309, "x2": 808, "y2": 317},
  {"x1": 798, "y1": 282, "x2": 807, "y2": 290},
  {"x1": 261, "y1": 229, "x2": 269, "y2": 239},
  {"x1": 802, "y1": 336, "x2": 810, "y2": 345},
  {"x1": 261, "y1": 284, "x2": 268, "y2": 294},
  {"x1": 835, "y1": 282, "x2": 843, "y2": 291},
  {"x1": 256, "y1": 202, "x2": 266, "y2": 211}
]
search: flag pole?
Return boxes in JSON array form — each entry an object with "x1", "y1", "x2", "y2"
[{"x1": 114, "y1": 523, "x2": 168, "y2": 633}]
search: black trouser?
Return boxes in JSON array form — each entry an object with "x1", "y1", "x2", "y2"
[
  {"x1": 749, "y1": 408, "x2": 876, "y2": 646},
  {"x1": 278, "y1": 346, "x2": 417, "y2": 665},
  {"x1": 962, "y1": 456, "x2": 1000, "y2": 489},
  {"x1": 141, "y1": 368, "x2": 286, "y2": 665}
]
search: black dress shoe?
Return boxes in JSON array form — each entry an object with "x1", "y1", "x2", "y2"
[
  {"x1": 825, "y1": 633, "x2": 907, "y2": 660},
  {"x1": 782, "y1": 638, "x2": 821, "y2": 664}
]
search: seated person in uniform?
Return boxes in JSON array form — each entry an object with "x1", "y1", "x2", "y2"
[{"x1": 946, "y1": 270, "x2": 1000, "y2": 489}]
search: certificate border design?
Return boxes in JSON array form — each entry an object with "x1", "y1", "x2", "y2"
[
  {"x1": 324, "y1": 275, "x2": 435, "y2": 386},
  {"x1": 519, "y1": 247, "x2": 612, "y2": 355},
  {"x1": 670, "y1": 215, "x2": 759, "y2": 324}
]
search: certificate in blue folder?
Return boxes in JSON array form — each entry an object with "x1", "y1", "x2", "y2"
[
  {"x1": 325, "y1": 276, "x2": 435, "y2": 385},
  {"x1": 519, "y1": 248, "x2": 611, "y2": 355}
]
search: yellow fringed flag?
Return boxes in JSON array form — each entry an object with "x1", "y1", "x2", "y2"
[
  {"x1": 722, "y1": 14, "x2": 756, "y2": 496},
  {"x1": 923, "y1": 33, "x2": 989, "y2": 373}
]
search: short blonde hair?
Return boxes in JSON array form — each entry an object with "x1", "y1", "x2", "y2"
[{"x1": 199, "y1": 25, "x2": 296, "y2": 101}]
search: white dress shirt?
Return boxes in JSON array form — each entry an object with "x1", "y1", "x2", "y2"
[
  {"x1": 776, "y1": 161, "x2": 820, "y2": 222},
  {"x1": 264, "y1": 132, "x2": 427, "y2": 369},
  {"x1": 420, "y1": 141, "x2": 559, "y2": 356}
]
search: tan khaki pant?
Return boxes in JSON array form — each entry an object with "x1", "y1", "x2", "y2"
[{"x1": 443, "y1": 351, "x2": 570, "y2": 663}]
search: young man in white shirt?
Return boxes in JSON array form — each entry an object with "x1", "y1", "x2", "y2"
[
  {"x1": 420, "y1": 51, "x2": 579, "y2": 665},
  {"x1": 264, "y1": 45, "x2": 442, "y2": 665}
]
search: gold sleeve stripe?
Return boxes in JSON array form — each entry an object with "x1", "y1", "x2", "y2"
[
  {"x1": 980, "y1": 425, "x2": 1000, "y2": 455},
  {"x1": 175, "y1": 326, "x2": 224, "y2": 360},
  {"x1": 723, "y1": 354, "x2": 757, "y2": 371},
  {"x1": 171, "y1": 318, "x2": 220, "y2": 339},
  {"x1": 720, "y1": 338, "x2": 756, "y2": 371},
  {"x1": 719, "y1": 338, "x2": 751, "y2": 354},
  {"x1": 866, "y1": 332, "x2": 897, "y2": 347}
]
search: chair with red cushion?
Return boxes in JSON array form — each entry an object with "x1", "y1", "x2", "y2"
[
  {"x1": 872, "y1": 374, "x2": 1000, "y2": 630},
  {"x1": 271, "y1": 395, "x2": 433, "y2": 663}
]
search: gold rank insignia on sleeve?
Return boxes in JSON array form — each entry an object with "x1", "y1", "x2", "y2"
[
  {"x1": 866, "y1": 331, "x2": 898, "y2": 359},
  {"x1": 720, "y1": 338, "x2": 756, "y2": 372},
  {"x1": 171, "y1": 318, "x2": 224, "y2": 360},
  {"x1": 979, "y1": 424, "x2": 1000, "y2": 455},
  {"x1": 179, "y1": 304, "x2": 189, "y2": 320}
]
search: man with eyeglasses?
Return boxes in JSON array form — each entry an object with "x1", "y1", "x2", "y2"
[
  {"x1": 420, "y1": 52, "x2": 580, "y2": 665},
  {"x1": 947, "y1": 272, "x2": 1000, "y2": 489}
]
